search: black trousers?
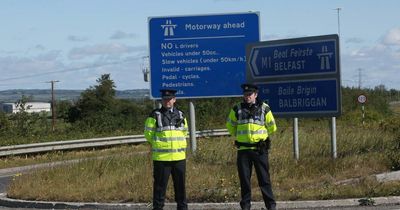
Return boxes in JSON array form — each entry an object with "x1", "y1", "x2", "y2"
[
  {"x1": 153, "y1": 160, "x2": 187, "y2": 210},
  {"x1": 237, "y1": 150, "x2": 276, "y2": 210}
]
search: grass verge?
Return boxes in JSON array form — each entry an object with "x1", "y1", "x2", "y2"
[{"x1": 7, "y1": 121, "x2": 400, "y2": 202}]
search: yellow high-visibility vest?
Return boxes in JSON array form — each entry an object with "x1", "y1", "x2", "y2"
[
  {"x1": 144, "y1": 108, "x2": 188, "y2": 161},
  {"x1": 226, "y1": 102, "x2": 277, "y2": 150}
]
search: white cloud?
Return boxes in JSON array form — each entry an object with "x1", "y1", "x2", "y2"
[
  {"x1": 34, "y1": 45, "x2": 46, "y2": 51},
  {"x1": 342, "y1": 40, "x2": 400, "y2": 89},
  {"x1": 0, "y1": 42, "x2": 148, "y2": 90},
  {"x1": 68, "y1": 43, "x2": 145, "y2": 60},
  {"x1": 261, "y1": 33, "x2": 305, "y2": 41},
  {"x1": 67, "y1": 35, "x2": 89, "y2": 42},
  {"x1": 348, "y1": 49, "x2": 366, "y2": 58},
  {"x1": 382, "y1": 27, "x2": 400, "y2": 46},
  {"x1": 213, "y1": 0, "x2": 242, "y2": 2},
  {"x1": 347, "y1": 43, "x2": 390, "y2": 61},
  {"x1": 110, "y1": 30, "x2": 137, "y2": 40},
  {"x1": 35, "y1": 50, "x2": 61, "y2": 61},
  {"x1": 393, "y1": 48, "x2": 400, "y2": 60},
  {"x1": 0, "y1": 55, "x2": 63, "y2": 83},
  {"x1": 345, "y1": 37, "x2": 364, "y2": 44},
  {"x1": 0, "y1": 54, "x2": 146, "y2": 90},
  {"x1": 261, "y1": 34, "x2": 282, "y2": 41}
]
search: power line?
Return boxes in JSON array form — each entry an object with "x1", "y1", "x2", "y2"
[{"x1": 0, "y1": 60, "x2": 136, "y2": 83}]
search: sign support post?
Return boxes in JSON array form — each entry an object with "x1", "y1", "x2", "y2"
[
  {"x1": 189, "y1": 101, "x2": 196, "y2": 153},
  {"x1": 293, "y1": 118, "x2": 299, "y2": 160},
  {"x1": 331, "y1": 117, "x2": 337, "y2": 159},
  {"x1": 362, "y1": 105, "x2": 365, "y2": 125}
]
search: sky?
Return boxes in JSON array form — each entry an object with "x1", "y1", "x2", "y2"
[{"x1": 0, "y1": 0, "x2": 399, "y2": 91}]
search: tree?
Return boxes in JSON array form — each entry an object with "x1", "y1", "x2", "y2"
[
  {"x1": 67, "y1": 74, "x2": 121, "y2": 131},
  {"x1": 13, "y1": 95, "x2": 31, "y2": 135},
  {"x1": 57, "y1": 100, "x2": 73, "y2": 120},
  {"x1": 0, "y1": 111, "x2": 10, "y2": 134},
  {"x1": 75, "y1": 74, "x2": 116, "y2": 119},
  {"x1": 389, "y1": 89, "x2": 400, "y2": 101},
  {"x1": 374, "y1": 84, "x2": 386, "y2": 92}
]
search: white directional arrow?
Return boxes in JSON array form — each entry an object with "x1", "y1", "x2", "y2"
[{"x1": 250, "y1": 49, "x2": 260, "y2": 76}]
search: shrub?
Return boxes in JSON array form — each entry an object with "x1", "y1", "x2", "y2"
[{"x1": 387, "y1": 134, "x2": 400, "y2": 170}]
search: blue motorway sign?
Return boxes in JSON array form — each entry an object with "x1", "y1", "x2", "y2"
[
  {"x1": 246, "y1": 35, "x2": 342, "y2": 117},
  {"x1": 246, "y1": 34, "x2": 339, "y2": 81},
  {"x1": 149, "y1": 12, "x2": 259, "y2": 99},
  {"x1": 257, "y1": 79, "x2": 341, "y2": 117}
]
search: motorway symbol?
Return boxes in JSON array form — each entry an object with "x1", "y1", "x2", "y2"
[{"x1": 161, "y1": 20, "x2": 177, "y2": 36}]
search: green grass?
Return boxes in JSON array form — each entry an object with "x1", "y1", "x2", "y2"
[
  {"x1": 7, "y1": 120, "x2": 400, "y2": 203},
  {"x1": 0, "y1": 126, "x2": 141, "y2": 147},
  {"x1": 0, "y1": 144, "x2": 149, "y2": 169},
  {"x1": 390, "y1": 102, "x2": 400, "y2": 115}
]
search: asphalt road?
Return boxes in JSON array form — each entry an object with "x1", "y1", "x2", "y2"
[
  {"x1": 0, "y1": 176, "x2": 11, "y2": 194},
  {"x1": 0, "y1": 174, "x2": 42, "y2": 210},
  {"x1": 0, "y1": 164, "x2": 399, "y2": 209},
  {"x1": 293, "y1": 206, "x2": 400, "y2": 210}
]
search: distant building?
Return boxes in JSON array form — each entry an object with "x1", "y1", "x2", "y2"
[{"x1": 0, "y1": 102, "x2": 51, "y2": 114}]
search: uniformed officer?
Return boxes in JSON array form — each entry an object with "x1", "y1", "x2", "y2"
[
  {"x1": 144, "y1": 89, "x2": 188, "y2": 210},
  {"x1": 226, "y1": 84, "x2": 278, "y2": 210}
]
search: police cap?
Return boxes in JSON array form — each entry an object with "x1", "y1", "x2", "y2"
[
  {"x1": 160, "y1": 89, "x2": 177, "y2": 99},
  {"x1": 241, "y1": 83, "x2": 259, "y2": 94}
]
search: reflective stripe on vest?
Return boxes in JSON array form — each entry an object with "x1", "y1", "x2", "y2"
[
  {"x1": 154, "y1": 111, "x2": 185, "y2": 130},
  {"x1": 155, "y1": 111, "x2": 163, "y2": 128},
  {"x1": 178, "y1": 110, "x2": 184, "y2": 121},
  {"x1": 152, "y1": 148, "x2": 186, "y2": 153},
  {"x1": 237, "y1": 119, "x2": 264, "y2": 125},
  {"x1": 237, "y1": 103, "x2": 267, "y2": 126},
  {"x1": 156, "y1": 125, "x2": 186, "y2": 132},
  {"x1": 236, "y1": 130, "x2": 268, "y2": 135},
  {"x1": 153, "y1": 136, "x2": 186, "y2": 142}
]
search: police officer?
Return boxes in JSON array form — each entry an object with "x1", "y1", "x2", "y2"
[
  {"x1": 226, "y1": 84, "x2": 278, "y2": 210},
  {"x1": 144, "y1": 89, "x2": 188, "y2": 210}
]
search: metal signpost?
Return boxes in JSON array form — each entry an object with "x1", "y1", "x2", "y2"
[
  {"x1": 148, "y1": 12, "x2": 260, "y2": 152},
  {"x1": 357, "y1": 94, "x2": 367, "y2": 125},
  {"x1": 246, "y1": 34, "x2": 341, "y2": 159}
]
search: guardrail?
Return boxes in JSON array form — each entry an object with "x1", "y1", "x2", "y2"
[{"x1": 0, "y1": 129, "x2": 229, "y2": 157}]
